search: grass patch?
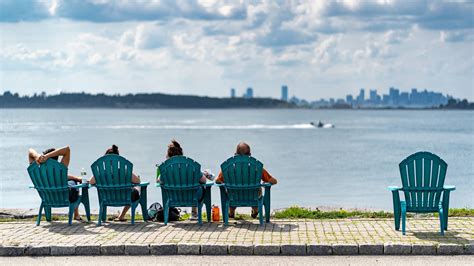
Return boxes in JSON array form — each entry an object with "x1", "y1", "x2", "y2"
[
  {"x1": 1, "y1": 207, "x2": 472, "y2": 222},
  {"x1": 273, "y1": 206, "x2": 394, "y2": 219}
]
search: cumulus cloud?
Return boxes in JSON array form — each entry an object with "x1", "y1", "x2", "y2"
[
  {"x1": 1, "y1": 0, "x2": 473, "y2": 99},
  {"x1": 53, "y1": 0, "x2": 247, "y2": 22},
  {"x1": 0, "y1": 0, "x2": 50, "y2": 22},
  {"x1": 440, "y1": 30, "x2": 474, "y2": 43}
]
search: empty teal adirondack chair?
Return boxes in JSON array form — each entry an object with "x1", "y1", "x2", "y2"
[
  {"x1": 218, "y1": 155, "x2": 272, "y2": 226},
  {"x1": 27, "y1": 159, "x2": 91, "y2": 226},
  {"x1": 90, "y1": 154, "x2": 149, "y2": 225},
  {"x1": 157, "y1": 156, "x2": 213, "y2": 225},
  {"x1": 388, "y1": 152, "x2": 455, "y2": 235}
]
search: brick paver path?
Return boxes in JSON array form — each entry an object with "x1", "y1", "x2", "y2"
[{"x1": 1, "y1": 218, "x2": 473, "y2": 246}]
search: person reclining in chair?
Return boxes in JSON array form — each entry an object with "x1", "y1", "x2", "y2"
[
  {"x1": 28, "y1": 146, "x2": 83, "y2": 221},
  {"x1": 215, "y1": 142, "x2": 277, "y2": 218}
]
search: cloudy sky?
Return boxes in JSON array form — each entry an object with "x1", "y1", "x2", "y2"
[{"x1": 0, "y1": 0, "x2": 473, "y2": 100}]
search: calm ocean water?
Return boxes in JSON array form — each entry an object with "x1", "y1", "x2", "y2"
[{"x1": 0, "y1": 109, "x2": 472, "y2": 210}]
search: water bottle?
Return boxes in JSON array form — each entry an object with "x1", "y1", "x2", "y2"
[
  {"x1": 81, "y1": 168, "x2": 88, "y2": 184},
  {"x1": 204, "y1": 169, "x2": 215, "y2": 181}
]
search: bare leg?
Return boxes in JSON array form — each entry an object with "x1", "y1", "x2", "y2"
[
  {"x1": 74, "y1": 208, "x2": 81, "y2": 220},
  {"x1": 229, "y1": 207, "x2": 236, "y2": 218},
  {"x1": 118, "y1": 206, "x2": 130, "y2": 220}
]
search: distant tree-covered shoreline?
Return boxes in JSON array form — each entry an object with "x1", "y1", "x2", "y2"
[{"x1": 0, "y1": 91, "x2": 294, "y2": 109}]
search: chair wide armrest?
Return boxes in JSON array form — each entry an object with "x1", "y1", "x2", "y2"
[
  {"x1": 71, "y1": 183, "x2": 89, "y2": 189},
  {"x1": 261, "y1": 182, "x2": 273, "y2": 187},
  {"x1": 28, "y1": 184, "x2": 35, "y2": 189},
  {"x1": 155, "y1": 183, "x2": 161, "y2": 187},
  {"x1": 387, "y1": 186, "x2": 402, "y2": 191},
  {"x1": 135, "y1": 181, "x2": 150, "y2": 187},
  {"x1": 215, "y1": 183, "x2": 225, "y2": 187},
  {"x1": 443, "y1": 185, "x2": 456, "y2": 191},
  {"x1": 203, "y1": 181, "x2": 214, "y2": 187}
]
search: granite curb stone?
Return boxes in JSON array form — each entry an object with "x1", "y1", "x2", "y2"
[
  {"x1": 150, "y1": 244, "x2": 177, "y2": 255},
  {"x1": 253, "y1": 244, "x2": 280, "y2": 255},
  {"x1": 50, "y1": 245, "x2": 75, "y2": 256},
  {"x1": 412, "y1": 244, "x2": 437, "y2": 255},
  {"x1": 384, "y1": 243, "x2": 412, "y2": 255},
  {"x1": 332, "y1": 244, "x2": 358, "y2": 255},
  {"x1": 75, "y1": 245, "x2": 100, "y2": 255},
  {"x1": 359, "y1": 243, "x2": 383, "y2": 255},
  {"x1": 125, "y1": 244, "x2": 150, "y2": 255},
  {"x1": 0, "y1": 246, "x2": 25, "y2": 256},
  {"x1": 101, "y1": 244, "x2": 125, "y2": 255},
  {"x1": 25, "y1": 245, "x2": 50, "y2": 256},
  {"x1": 201, "y1": 244, "x2": 228, "y2": 255},
  {"x1": 228, "y1": 244, "x2": 253, "y2": 255},
  {"x1": 307, "y1": 244, "x2": 332, "y2": 255},
  {"x1": 177, "y1": 243, "x2": 200, "y2": 255},
  {"x1": 437, "y1": 244, "x2": 464, "y2": 255},
  {"x1": 465, "y1": 244, "x2": 474, "y2": 255},
  {"x1": 281, "y1": 244, "x2": 306, "y2": 255}
]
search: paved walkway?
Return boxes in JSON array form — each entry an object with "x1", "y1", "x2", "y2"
[{"x1": 1, "y1": 218, "x2": 473, "y2": 255}]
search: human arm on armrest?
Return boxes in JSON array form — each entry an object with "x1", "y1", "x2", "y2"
[
  {"x1": 215, "y1": 171, "x2": 224, "y2": 184},
  {"x1": 262, "y1": 169, "x2": 277, "y2": 185},
  {"x1": 132, "y1": 173, "x2": 141, "y2": 184}
]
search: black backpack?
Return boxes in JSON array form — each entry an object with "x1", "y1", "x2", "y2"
[{"x1": 147, "y1": 202, "x2": 181, "y2": 222}]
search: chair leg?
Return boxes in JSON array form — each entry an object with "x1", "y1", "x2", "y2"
[
  {"x1": 205, "y1": 189, "x2": 212, "y2": 223},
  {"x1": 98, "y1": 204, "x2": 103, "y2": 226},
  {"x1": 131, "y1": 204, "x2": 136, "y2": 225},
  {"x1": 438, "y1": 207, "x2": 444, "y2": 236},
  {"x1": 101, "y1": 205, "x2": 107, "y2": 222},
  {"x1": 140, "y1": 186, "x2": 148, "y2": 221},
  {"x1": 45, "y1": 207, "x2": 52, "y2": 222},
  {"x1": 164, "y1": 203, "x2": 169, "y2": 226},
  {"x1": 68, "y1": 205, "x2": 74, "y2": 225},
  {"x1": 442, "y1": 191, "x2": 451, "y2": 230},
  {"x1": 401, "y1": 201, "x2": 406, "y2": 235},
  {"x1": 197, "y1": 203, "x2": 203, "y2": 225},
  {"x1": 258, "y1": 201, "x2": 264, "y2": 226},
  {"x1": 444, "y1": 210, "x2": 449, "y2": 231},
  {"x1": 391, "y1": 191, "x2": 401, "y2": 231},
  {"x1": 82, "y1": 190, "x2": 91, "y2": 222},
  {"x1": 36, "y1": 203, "x2": 44, "y2": 226},
  {"x1": 264, "y1": 186, "x2": 271, "y2": 223},
  {"x1": 223, "y1": 202, "x2": 229, "y2": 226}
]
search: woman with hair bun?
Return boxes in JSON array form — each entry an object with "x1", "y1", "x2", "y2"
[{"x1": 89, "y1": 144, "x2": 141, "y2": 222}]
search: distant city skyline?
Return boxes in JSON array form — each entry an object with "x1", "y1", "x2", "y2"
[
  {"x1": 1, "y1": 1, "x2": 473, "y2": 100},
  {"x1": 229, "y1": 84, "x2": 455, "y2": 108}
]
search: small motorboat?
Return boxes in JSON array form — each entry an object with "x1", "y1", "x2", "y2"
[{"x1": 310, "y1": 121, "x2": 335, "y2": 128}]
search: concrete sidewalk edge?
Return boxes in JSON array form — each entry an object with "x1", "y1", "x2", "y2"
[{"x1": 1, "y1": 243, "x2": 473, "y2": 256}]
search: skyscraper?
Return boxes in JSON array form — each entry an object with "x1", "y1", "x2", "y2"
[
  {"x1": 281, "y1": 85, "x2": 288, "y2": 102},
  {"x1": 356, "y1": 88, "x2": 365, "y2": 105},
  {"x1": 244, "y1": 87, "x2": 253, "y2": 99},
  {"x1": 230, "y1": 88, "x2": 236, "y2": 98}
]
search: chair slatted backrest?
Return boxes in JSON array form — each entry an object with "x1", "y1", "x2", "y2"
[
  {"x1": 91, "y1": 154, "x2": 133, "y2": 205},
  {"x1": 399, "y1": 152, "x2": 448, "y2": 211},
  {"x1": 158, "y1": 156, "x2": 202, "y2": 204},
  {"x1": 220, "y1": 155, "x2": 263, "y2": 203},
  {"x1": 27, "y1": 159, "x2": 69, "y2": 206}
]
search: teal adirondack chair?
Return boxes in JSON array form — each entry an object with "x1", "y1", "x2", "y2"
[
  {"x1": 90, "y1": 154, "x2": 149, "y2": 225},
  {"x1": 388, "y1": 152, "x2": 455, "y2": 235},
  {"x1": 218, "y1": 155, "x2": 272, "y2": 226},
  {"x1": 157, "y1": 156, "x2": 213, "y2": 225},
  {"x1": 27, "y1": 159, "x2": 91, "y2": 226}
]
